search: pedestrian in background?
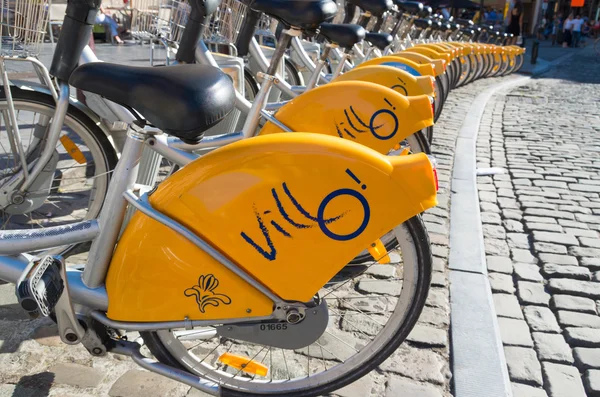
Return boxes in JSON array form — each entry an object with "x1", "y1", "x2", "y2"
[
  {"x1": 556, "y1": 13, "x2": 564, "y2": 45},
  {"x1": 537, "y1": 16, "x2": 547, "y2": 39},
  {"x1": 506, "y1": 0, "x2": 524, "y2": 45},
  {"x1": 571, "y1": 15, "x2": 584, "y2": 47},
  {"x1": 563, "y1": 13, "x2": 573, "y2": 48},
  {"x1": 95, "y1": 7, "x2": 124, "y2": 44}
]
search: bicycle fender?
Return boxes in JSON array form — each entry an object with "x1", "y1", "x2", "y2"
[
  {"x1": 404, "y1": 46, "x2": 451, "y2": 64},
  {"x1": 389, "y1": 52, "x2": 445, "y2": 76},
  {"x1": 331, "y1": 65, "x2": 435, "y2": 97},
  {"x1": 357, "y1": 56, "x2": 435, "y2": 77},
  {"x1": 259, "y1": 81, "x2": 433, "y2": 154},
  {"x1": 414, "y1": 44, "x2": 455, "y2": 61},
  {"x1": 107, "y1": 133, "x2": 437, "y2": 321}
]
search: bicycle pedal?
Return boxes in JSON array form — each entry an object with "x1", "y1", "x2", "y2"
[{"x1": 16, "y1": 256, "x2": 64, "y2": 319}]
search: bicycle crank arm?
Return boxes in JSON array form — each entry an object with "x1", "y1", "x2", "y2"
[{"x1": 215, "y1": 299, "x2": 329, "y2": 350}]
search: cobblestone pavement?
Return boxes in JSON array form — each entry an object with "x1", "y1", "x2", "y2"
[
  {"x1": 476, "y1": 46, "x2": 600, "y2": 397},
  {"x1": 0, "y1": 43, "x2": 521, "y2": 396}
]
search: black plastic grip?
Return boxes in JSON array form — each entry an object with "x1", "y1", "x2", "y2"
[
  {"x1": 49, "y1": 0, "x2": 101, "y2": 81},
  {"x1": 176, "y1": 0, "x2": 221, "y2": 63},
  {"x1": 176, "y1": 7, "x2": 206, "y2": 63},
  {"x1": 235, "y1": 8, "x2": 261, "y2": 57}
]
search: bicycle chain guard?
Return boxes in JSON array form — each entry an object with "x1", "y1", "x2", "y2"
[{"x1": 215, "y1": 299, "x2": 329, "y2": 349}]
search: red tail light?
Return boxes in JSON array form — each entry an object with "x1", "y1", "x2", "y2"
[{"x1": 427, "y1": 155, "x2": 439, "y2": 191}]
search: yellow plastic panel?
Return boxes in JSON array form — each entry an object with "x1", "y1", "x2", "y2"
[
  {"x1": 259, "y1": 81, "x2": 433, "y2": 154},
  {"x1": 332, "y1": 65, "x2": 434, "y2": 97},
  {"x1": 390, "y1": 52, "x2": 445, "y2": 76},
  {"x1": 357, "y1": 56, "x2": 436, "y2": 77},
  {"x1": 107, "y1": 134, "x2": 437, "y2": 321},
  {"x1": 404, "y1": 46, "x2": 451, "y2": 64},
  {"x1": 418, "y1": 44, "x2": 455, "y2": 60}
]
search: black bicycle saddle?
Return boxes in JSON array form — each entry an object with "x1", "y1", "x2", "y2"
[
  {"x1": 347, "y1": 0, "x2": 392, "y2": 17},
  {"x1": 319, "y1": 23, "x2": 366, "y2": 49},
  {"x1": 70, "y1": 63, "x2": 235, "y2": 143},
  {"x1": 394, "y1": 1, "x2": 423, "y2": 14},
  {"x1": 365, "y1": 32, "x2": 393, "y2": 50},
  {"x1": 249, "y1": 0, "x2": 337, "y2": 30}
]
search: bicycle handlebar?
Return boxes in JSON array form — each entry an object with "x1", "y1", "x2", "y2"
[{"x1": 50, "y1": 0, "x2": 103, "y2": 81}]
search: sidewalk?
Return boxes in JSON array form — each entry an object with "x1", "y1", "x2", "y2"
[{"x1": 476, "y1": 45, "x2": 600, "y2": 397}]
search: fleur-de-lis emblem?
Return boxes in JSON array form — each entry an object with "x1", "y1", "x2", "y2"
[{"x1": 184, "y1": 274, "x2": 232, "y2": 313}]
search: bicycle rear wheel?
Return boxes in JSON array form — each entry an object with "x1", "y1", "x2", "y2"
[{"x1": 141, "y1": 216, "x2": 432, "y2": 397}]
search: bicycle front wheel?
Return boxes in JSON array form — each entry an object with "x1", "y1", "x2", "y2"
[
  {"x1": 141, "y1": 216, "x2": 432, "y2": 397},
  {"x1": 0, "y1": 86, "x2": 117, "y2": 253}
]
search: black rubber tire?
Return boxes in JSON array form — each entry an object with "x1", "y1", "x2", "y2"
[
  {"x1": 141, "y1": 215, "x2": 433, "y2": 397},
  {"x1": 450, "y1": 58, "x2": 462, "y2": 89},
  {"x1": 243, "y1": 68, "x2": 260, "y2": 101},
  {"x1": 426, "y1": 125, "x2": 434, "y2": 144},
  {"x1": 433, "y1": 76, "x2": 445, "y2": 122},
  {"x1": 283, "y1": 58, "x2": 303, "y2": 86},
  {"x1": 475, "y1": 53, "x2": 487, "y2": 80},
  {"x1": 464, "y1": 54, "x2": 479, "y2": 84},
  {"x1": 456, "y1": 55, "x2": 471, "y2": 88}
]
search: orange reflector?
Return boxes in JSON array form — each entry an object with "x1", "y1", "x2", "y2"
[
  {"x1": 368, "y1": 239, "x2": 391, "y2": 264},
  {"x1": 60, "y1": 135, "x2": 86, "y2": 164},
  {"x1": 218, "y1": 353, "x2": 269, "y2": 376}
]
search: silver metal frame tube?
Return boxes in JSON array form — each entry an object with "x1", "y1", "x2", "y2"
[
  {"x1": 0, "y1": 59, "x2": 30, "y2": 182},
  {"x1": 79, "y1": 46, "x2": 137, "y2": 124},
  {"x1": 0, "y1": 220, "x2": 99, "y2": 255},
  {"x1": 193, "y1": 40, "x2": 252, "y2": 114},
  {"x1": 332, "y1": 53, "x2": 348, "y2": 79},
  {"x1": 149, "y1": 135, "x2": 196, "y2": 166},
  {"x1": 111, "y1": 340, "x2": 220, "y2": 396},
  {"x1": 290, "y1": 37, "x2": 330, "y2": 85},
  {"x1": 168, "y1": 131, "x2": 246, "y2": 150},
  {"x1": 331, "y1": 48, "x2": 354, "y2": 73},
  {"x1": 83, "y1": 130, "x2": 145, "y2": 288},
  {"x1": 91, "y1": 310, "x2": 273, "y2": 331},
  {"x1": 249, "y1": 38, "x2": 297, "y2": 98},
  {"x1": 241, "y1": 77, "x2": 273, "y2": 137},
  {"x1": 18, "y1": 81, "x2": 70, "y2": 192}
]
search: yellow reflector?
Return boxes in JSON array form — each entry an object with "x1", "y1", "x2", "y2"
[
  {"x1": 60, "y1": 135, "x2": 86, "y2": 164},
  {"x1": 218, "y1": 353, "x2": 269, "y2": 376},
  {"x1": 368, "y1": 239, "x2": 391, "y2": 264}
]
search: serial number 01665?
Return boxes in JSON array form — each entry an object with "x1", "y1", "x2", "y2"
[{"x1": 260, "y1": 323, "x2": 288, "y2": 331}]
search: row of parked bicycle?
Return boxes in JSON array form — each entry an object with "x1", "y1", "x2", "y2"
[{"x1": 0, "y1": 0, "x2": 524, "y2": 395}]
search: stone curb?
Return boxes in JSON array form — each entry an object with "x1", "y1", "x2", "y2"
[
  {"x1": 449, "y1": 73, "x2": 528, "y2": 397},
  {"x1": 449, "y1": 49, "x2": 579, "y2": 397}
]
